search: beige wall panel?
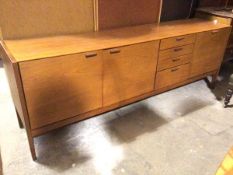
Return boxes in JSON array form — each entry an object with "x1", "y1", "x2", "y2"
[
  {"x1": 98, "y1": 0, "x2": 161, "y2": 30},
  {"x1": 0, "y1": 0, "x2": 94, "y2": 39}
]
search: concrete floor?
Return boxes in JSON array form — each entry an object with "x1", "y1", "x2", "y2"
[{"x1": 0, "y1": 60, "x2": 233, "y2": 175}]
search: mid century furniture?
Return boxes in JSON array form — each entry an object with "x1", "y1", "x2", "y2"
[
  {"x1": 195, "y1": 7, "x2": 233, "y2": 62},
  {"x1": 0, "y1": 18, "x2": 231, "y2": 160}
]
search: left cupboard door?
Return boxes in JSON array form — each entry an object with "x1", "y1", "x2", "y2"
[{"x1": 19, "y1": 51, "x2": 103, "y2": 129}]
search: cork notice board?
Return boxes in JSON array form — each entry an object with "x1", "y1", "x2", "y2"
[
  {"x1": 0, "y1": 0, "x2": 94, "y2": 39},
  {"x1": 97, "y1": 0, "x2": 161, "y2": 30}
]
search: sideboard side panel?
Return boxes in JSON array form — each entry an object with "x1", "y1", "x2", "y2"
[{"x1": 0, "y1": 43, "x2": 25, "y2": 124}]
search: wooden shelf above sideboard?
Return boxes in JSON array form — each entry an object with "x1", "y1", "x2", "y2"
[{"x1": 97, "y1": 0, "x2": 162, "y2": 30}]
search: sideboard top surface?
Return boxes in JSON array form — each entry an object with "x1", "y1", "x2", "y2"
[{"x1": 3, "y1": 18, "x2": 231, "y2": 62}]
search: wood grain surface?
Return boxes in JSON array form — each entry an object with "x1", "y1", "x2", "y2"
[
  {"x1": 157, "y1": 54, "x2": 192, "y2": 71},
  {"x1": 159, "y1": 44, "x2": 194, "y2": 60},
  {"x1": 103, "y1": 41, "x2": 159, "y2": 106},
  {"x1": 19, "y1": 52, "x2": 103, "y2": 129},
  {"x1": 97, "y1": 0, "x2": 161, "y2": 30},
  {"x1": 155, "y1": 63, "x2": 191, "y2": 89},
  {"x1": 4, "y1": 19, "x2": 230, "y2": 62},
  {"x1": 160, "y1": 34, "x2": 196, "y2": 50},
  {"x1": 0, "y1": 0, "x2": 94, "y2": 39},
  {"x1": 191, "y1": 28, "x2": 231, "y2": 77}
]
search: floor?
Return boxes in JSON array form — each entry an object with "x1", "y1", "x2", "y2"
[{"x1": 0, "y1": 60, "x2": 233, "y2": 175}]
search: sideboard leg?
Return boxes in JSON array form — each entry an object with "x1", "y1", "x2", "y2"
[
  {"x1": 27, "y1": 134, "x2": 37, "y2": 161},
  {"x1": 209, "y1": 71, "x2": 219, "y2": 89},
  {"x1": 15, "y1": 108, "x2": 24, "y2": 129}
]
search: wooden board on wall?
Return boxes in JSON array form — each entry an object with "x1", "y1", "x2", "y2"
[
  {"x1": 97, "y1": 0, "x2": 161, "y2": 30},
  {"x1": 0, "y1": 0, "x2": 95, "y2": 39}
]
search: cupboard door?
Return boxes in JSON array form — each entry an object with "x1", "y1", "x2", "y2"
[
  {"x1": 190, "y1": 28, "x2": 230, "y2": 77},
  {"x1": 103, "y1": 41, "x2": 159, "y2": 106},
  {"x1": 19, "y1": 51, "x2": 103, "y2": 129}
]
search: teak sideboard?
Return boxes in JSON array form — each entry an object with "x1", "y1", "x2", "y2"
[{"x1": 0, "y1": 19, "x2": 231, "y2": 160}]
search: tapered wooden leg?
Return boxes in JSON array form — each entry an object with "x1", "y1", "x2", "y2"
[
  {"x1": 15, "y1": 109, "x2": 24, "y2": 128},
  {"x1": 15, "y1": 109, "x2": 37, "y2": 160},
  {"x1": 224, "y1": 88, "x2": 233, "y2": 107},
  {"x1": 16, "y1": 109, "x2": 37, "y2": 160},
  {"x1": 27, "y1": 133, "x2": 37, "y2": 161}
]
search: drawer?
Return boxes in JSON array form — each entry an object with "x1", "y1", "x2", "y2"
[
  {"x1": 155, "y1": 64, "x2": 190, "y2": 90},
  {"x1": 157, "y1": 54, "x2": 192, "y2": 71},
  {"x1": 160, "y1": 34, "x2": 196, "y2": 50},
  {"x1": 159, "y1": 44, "x2": 193, "y2": 60}
]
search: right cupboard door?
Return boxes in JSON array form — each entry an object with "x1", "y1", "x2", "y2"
[
  {"x1": 190, "y1": 28, "x2": 230, "y2": 78},
  {"x1": 103, "y1": 41, "x2": 159, "y2": 107}
]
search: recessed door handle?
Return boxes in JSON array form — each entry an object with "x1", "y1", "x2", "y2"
[
  {"x1": 171, "y1": 68, "x2": 179, "y2": 72},
  {"x1": 172, "y1": 58, "x2": 180, "y2": 62},
  {"x1": 211, "y1": 30, "x2": 219, "y2": 34},
  {"x1": 174, "y1": 48, "x2": 183, "y2": 52},
  {"x1": 110, "y1": 49, "x2": 121, "y2": 54},
  {"x1": 85, "y1": 52, "x2": 97, "y2": 58},
  {"x1": 176, "y1": 37, "x2": 185, "y2": 41}
]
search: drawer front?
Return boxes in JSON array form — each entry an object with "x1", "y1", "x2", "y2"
[
  {"x1": 19, "y1": 51, "x2": 103, "y2": 129},
  {"x1": 155, "y1": 64, "x2": 190, "y2": 90},
  {"x1": 160, "y1": 34, "x2": 196, "y2": 50},
  {"x1": 157, "y1": 54, "x2": 191, "y2": 71},
  {"x1": 159, "y1": 44, "x2": 194, "y2": 60}
]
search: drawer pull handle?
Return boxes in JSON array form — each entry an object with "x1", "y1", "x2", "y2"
[
  {"x1": 174, "y1": 48, "x2": 183, "y2": 52},
  {"x1": 212, "y1": 30, "x2": 219, "y2": 34},
  {"x1": 176, "y1": 37, "x2": 185, "y2": 41},
  {"x1": 171, "y1": 68, "x2": 179, "y2": 72},
  {"x1": 85, "y1": 53, "x2": 97, "y2": 58},
  {"x1": 172, "y1": 58, "x2": 180, "y2": 62},
  {"x1": 110, "y1": 49, "x2": 121, "y2": 54}
]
